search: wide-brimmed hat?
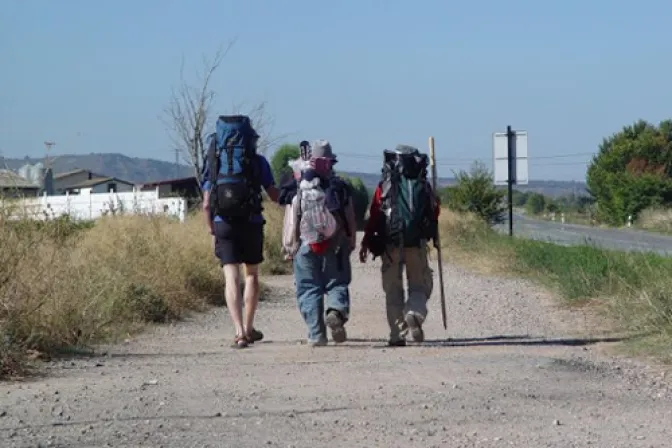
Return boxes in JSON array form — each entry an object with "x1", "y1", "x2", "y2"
[{"x1": 311, "y1": 139, "x2": 337, "y2": 160}]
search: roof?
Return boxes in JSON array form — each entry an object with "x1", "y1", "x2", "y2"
[
  {"x1": 65, "y1": 176, "x2": 135, "y2": 189},
  {"x1": 0, "y1": 169, "x2": 40, "y2": 189},
  {"x1": 142, "y1": 176, "x2": 198, "y2": 186},
  {"x1": 54, "y1": 168, "x2": 90, "y2": 180}
]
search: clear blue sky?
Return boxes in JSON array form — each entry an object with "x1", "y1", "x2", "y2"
[{"x1": 2, "y1": 0, "x2": 671, "y2": 181}]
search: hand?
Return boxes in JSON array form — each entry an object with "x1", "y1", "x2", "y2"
[{"x1": 359, "y1": 245, "x2": 369, "y2": 263}]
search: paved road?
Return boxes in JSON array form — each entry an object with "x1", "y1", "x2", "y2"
[{"x1": 496, "y1": 214, "x2": 672, "y2": 255}]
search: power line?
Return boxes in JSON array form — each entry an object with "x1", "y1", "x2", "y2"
[{"x1": 334, "y1": 151, "x2": 595, "y2": 165}]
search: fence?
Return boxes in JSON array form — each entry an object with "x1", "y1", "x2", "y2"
[{"x1": 1, "y1": 188, "x2": 188, "y2": 222}]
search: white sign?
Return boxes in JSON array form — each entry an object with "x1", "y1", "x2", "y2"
[{"x1": 492, "y1": 130, "x2": 529, "y2": 186}]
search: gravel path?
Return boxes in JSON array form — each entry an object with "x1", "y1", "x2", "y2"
[{"x1": 2, "y1": 235, "x2": 672, "y2": 447}]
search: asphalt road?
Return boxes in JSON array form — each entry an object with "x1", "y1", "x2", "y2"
[{"x1": 496, "y1": 214, "x2": 672, "y2": 255}]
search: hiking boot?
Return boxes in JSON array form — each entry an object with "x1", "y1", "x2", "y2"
[
  {"x1": 404, "y1": 312, "x2": 424, "y2": 342},
  {"x1": 325, "y1": 310, "x2": 347, "y2": 343},
  {"x1": 309, "y1": 337, "x2": 328, "y2": 347},
  {"x1": 388, "y1": 338, "x2": 407, "y2": 347}
]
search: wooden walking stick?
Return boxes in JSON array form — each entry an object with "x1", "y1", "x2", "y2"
[{"x1": 429, "y1": 136, "x2": 447, "y2": 330}]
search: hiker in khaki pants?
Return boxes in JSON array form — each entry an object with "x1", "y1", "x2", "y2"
[
  {"x1": 359, "y1": 145, "x2": 441, "y2": 346},
  {"x1": 379, "y1": 243, "x2": 434, "y2": 344}
]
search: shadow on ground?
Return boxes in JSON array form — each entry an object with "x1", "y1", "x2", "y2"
[{"x1": 49, "y1": 334, "x2": 629, "y2": 362}]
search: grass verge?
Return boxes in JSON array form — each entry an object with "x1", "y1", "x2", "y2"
[
  {"x1": 439, "y1": 208, "x2": 672, "y2": 361},
  {"x1": 0, "y1": 201, "x2": 289, "y2": 379}
]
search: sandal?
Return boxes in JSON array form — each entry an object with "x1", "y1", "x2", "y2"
[
  {"x1": 246, "y1": 328, "x2": 264, "y2": 343},
  {"x1": 231, "y1": 335, "x2": 249, "y2": 349}
]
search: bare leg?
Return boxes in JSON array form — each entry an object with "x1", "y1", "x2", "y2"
[
  {"x1": 243, "y1": 263, "x2": 260, "y2": 335},
  {"x1": 223, "y1": 264, "x2": 244, "y2": 337}
]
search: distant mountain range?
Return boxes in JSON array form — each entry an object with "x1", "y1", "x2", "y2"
[{"x1": 1, "y1": 153, "x2": 587, "y2": 198}]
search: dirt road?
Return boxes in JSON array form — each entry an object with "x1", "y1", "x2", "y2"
[{"x1": 2, "y1": 240, "x2": 672, "y2": 447}]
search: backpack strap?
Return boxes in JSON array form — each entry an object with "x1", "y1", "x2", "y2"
[
  {"x1": 323, "y1": 176, "x2": 351, "y2": 239},
  {"x1": 206, "y1": 133, "x2": 219, "y2": 187},
  {"x1": 294, "y1": 194, "x2": 302, "y2": 244}
]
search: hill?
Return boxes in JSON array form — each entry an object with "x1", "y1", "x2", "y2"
[
  {"x1": 341, "y1": 171, "x2": 587, "y2": 198},
  {"x1": 2, "y1": 153, "x2": 192, "y2": 184},
  {"x1": 2, "y1": 153, "x2": 586, "y2": 198}
]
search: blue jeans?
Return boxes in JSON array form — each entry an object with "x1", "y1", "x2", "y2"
[{"x1": 293, "y1": 240, "x2": 352, "y2": 342}]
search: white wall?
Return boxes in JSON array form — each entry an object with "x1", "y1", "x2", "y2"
[{"x1": 2, "y1": 188, "x2": 187, "y2": 222}]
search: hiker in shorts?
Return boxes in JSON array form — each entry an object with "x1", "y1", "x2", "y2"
[
  {"x1": 359, "y1": 144, "x2": 441, "y2": 346},
  {"x1": 201, "y1": 115, "x2": 279, "y2": 349},
  {"x1": 281, "y1": 140, "x2": 357, "y2": 346}
]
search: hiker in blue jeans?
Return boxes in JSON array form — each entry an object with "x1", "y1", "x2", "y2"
[{"x1": 281, "y1": 140, "x2": 357, "y2": 346}]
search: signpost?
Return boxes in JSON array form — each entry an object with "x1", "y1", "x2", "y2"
[{"x1": 493, "y1": 126, "x2": 528, "y2": 236}]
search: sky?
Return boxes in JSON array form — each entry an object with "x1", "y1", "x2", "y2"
[{"x1": 1, "y1": 0, "x2": 672, "y2": 182}]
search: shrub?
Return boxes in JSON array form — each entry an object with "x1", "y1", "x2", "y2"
[
  {"x1": 525, "y1": 193, "x2": 546, "y2": 215},
  {"x1": 444, "y1": 162, "x2": 506, "y2": 225}
]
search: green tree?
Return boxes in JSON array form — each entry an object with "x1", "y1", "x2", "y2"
[
  {"x1": 545, "y1": 200, "x2": 560, "y2": 214},
  {"x1": 586, "y1": 119, "x2": 672, "y2": 225},
  {"x1": 446, "y1": 161, "x2": 506, "y2": 225},
  {"x1": 270, "y1": 144, "x2": 300, "y2": 185},
  {"x1": 340, "y1": 175, "x2": 370, "y2": 230},
  {"x1": 512, "y1": 189, "x2": 529, "y2": 207},
  {"x1": 525, "y1": 193, "x2": 546, "y2": 215}
]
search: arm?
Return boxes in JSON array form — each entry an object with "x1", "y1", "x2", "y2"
[
  {"x1": 281, "y1": 195, "x2": 300, "y2": 259},
  {"x1": 361, "y1": 184, "x2": 383, "y2": 248},
  {"x1": 258, "y1": 155, "x2": 279, "y2": 203},
  {"x1": 203, "y1": 190, "x2": 214, "y2": 235},
  {"x1": 201, "y1": 161, "x2": 214, "y2": 235},
  {"x1": 265, "y1": 185, "x2": 279, "y2": 203},
  {"x1": 428, "y1": 183, "x2": 441, "y2": 220}
]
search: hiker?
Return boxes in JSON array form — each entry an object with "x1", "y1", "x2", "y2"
[
  {"x1": 359, "y1": 144, "x2": 441, "y2": 346},
  {"x1": 280, "y1": 139, "x2": 357, "y2": 346},
  {"x1": 201, "y1": 115, "x2": 279, "y2": 349}
]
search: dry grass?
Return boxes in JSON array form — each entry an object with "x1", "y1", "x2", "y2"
[
  {"x1": 0, "y1": 201, "x2": 289, "y2": 379},
  {"x1": 438, "y1": 207, "x2": 672, "y2": 361},
  {"x1": 637, "y1": 207, "x2": 672, "y2": 234},
  {"x1": 261, "y1": 203, "x2": 291, "y2": 275}
]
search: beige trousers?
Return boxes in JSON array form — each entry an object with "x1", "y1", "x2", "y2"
[{"x1": 381, "y1": 244, "x2": 433, "y2": 339}]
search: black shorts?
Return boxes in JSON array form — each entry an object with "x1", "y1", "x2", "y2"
[{"x1": 214, "y1": 220, "x2": 264, "y2": 266}]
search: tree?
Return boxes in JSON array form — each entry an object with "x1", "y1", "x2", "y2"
[
  {"x1": 270, "y1": 144, "x2": 300, "y2": 185},
  {"x1": 446, "y1": 161, "x2": 506, "y2": 225},
  {"x1": 512, "y1": 189, "x2": 529, "y2": 207},
  {"x1": 162, "y1": 41, "x2": 283, "y2": 195},
  {"x1": 525, "y1": 192, "x2": 546, "y2": 215},
  {"x1": 586, "y1": 119, "x2": 672, "y2": 225}
]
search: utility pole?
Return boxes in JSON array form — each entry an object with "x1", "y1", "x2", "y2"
[
  {"x1": 174, "y1": 147, "x2": 180, "y2": 177},
  {"x1": 44, "y1": 141, "x2": 56, "y2": 168}
]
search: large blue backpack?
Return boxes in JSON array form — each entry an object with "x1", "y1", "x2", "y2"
[{"x1": 206, "y1": 115, "x2": 262, "y2": 219}]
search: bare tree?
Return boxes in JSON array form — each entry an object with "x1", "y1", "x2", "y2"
[{"x1": 162, "y1": 41, "x2": 286, "y2": 193}]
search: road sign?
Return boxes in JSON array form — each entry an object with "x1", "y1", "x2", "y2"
[{"x1": 493, "y1": 130, "x2": 528, "y2": 186}]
